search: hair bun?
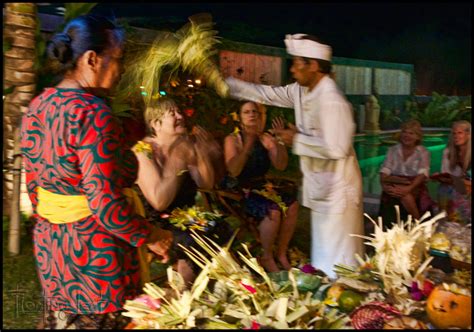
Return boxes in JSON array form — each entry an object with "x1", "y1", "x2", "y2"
[
  {"x1": 47, "y1": 33, "x2": 73, "y2": 64},
  {"x1": 59, "y1": 33, "x2": 72, "y2": 45}
]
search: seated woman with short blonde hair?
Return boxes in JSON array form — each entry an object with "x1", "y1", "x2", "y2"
[
  {"x1": 133, "y1": 97, "x2": 232, "y2": 286},
  {"x1": 378, "y1": 119, "x2": 435, "y2": 227}
]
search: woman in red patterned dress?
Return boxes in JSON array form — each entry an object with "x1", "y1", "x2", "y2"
[{"x1": 20, "y1": 15, "x2": 172, "y2": 329}]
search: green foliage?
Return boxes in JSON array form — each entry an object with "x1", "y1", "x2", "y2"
[
  {"x1": 3, "y1": 86, "x2": 15, "y2": 96},
  {"x1": 409, "y1": 92, "x2": 471, "y2": 127},
  {"x1": 2, "y1": 213, "x2": 34, "y2": 233},
  {"x1": 13, "y1": 3, "x2": 36, "y2": 14},
  {"x1": 108, "y1": 98, "x2": 133, "y2": 118},
  {"x1": 34, "y1": 5, "x2": 47, "y2": 73},
  {"x1": 3, "y1": 215, "x2": 9, "y2": 231},
  {"x1": 3, "y1": 38, "x2": 12, "y2": 53},
  {"x1": 380, "y1": 108, "x2": 402, "y2": 130},
  {"x1": 63, "y1": 3, "x2": 98, "y2": 25},
  {"x1": 2, "y1": 230, "x2": 42, "y2": 329}
]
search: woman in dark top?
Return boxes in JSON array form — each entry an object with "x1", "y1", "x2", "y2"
[
  {"x1": 133, "y1": 97, "x2": 231, "y2": 286},
  {"x1": 223, "y1": 101, "x2": 299, "y2": 272}
]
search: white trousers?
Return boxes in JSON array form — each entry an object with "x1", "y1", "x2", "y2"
[{"x1": 310, "y1": 204, "x2": 365, "y2": 279}]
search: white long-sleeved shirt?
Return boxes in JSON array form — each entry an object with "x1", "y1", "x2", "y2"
[
  {"x1": 380, "y1": 143, "x2": 431, "y2": 177},
  {"x1": 226, "y1": 76, "x2": 362, "y2": 214}
]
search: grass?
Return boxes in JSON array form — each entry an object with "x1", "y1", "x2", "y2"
[
  {"x1": 2, "y1": 207, "x2": 313, "y2": 329},
  {"x1": 2, "y1": 223, "x2": 43, "y2": 329}
]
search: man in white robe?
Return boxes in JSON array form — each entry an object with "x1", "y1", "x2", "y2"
[{"x1": 225, "y1": 34, "x2": 364, "y2": 278}]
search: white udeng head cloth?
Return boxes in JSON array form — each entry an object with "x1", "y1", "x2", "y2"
[{"x1": 284, "y1": 33, "x2": 332, "y2": 61}]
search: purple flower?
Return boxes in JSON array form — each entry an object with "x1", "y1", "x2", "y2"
[
  {"x1": 411, "y1": 291, "x2": 424, "y2": 301},
  {"x1": 410, "y1": 281, "x2": 424, "y2": 301},
  {"x1": 300, "y1": 264, "x2": 317, "y2": 274}
]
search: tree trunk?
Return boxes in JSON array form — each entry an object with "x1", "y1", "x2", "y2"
[
  {"x1": 8, "y1": 128, "x2": 22, "y2": 255},
  {"x1": 4, "y1": 3, "x2": 37, "y2": 255}
]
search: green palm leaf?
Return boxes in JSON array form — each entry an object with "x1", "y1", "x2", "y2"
[{"x1": 115, "y1": 13, "x2": 228, "y2": 110}]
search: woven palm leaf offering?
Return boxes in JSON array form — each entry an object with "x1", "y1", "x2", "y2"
[
  {"x1": 326, "y1": 206, "x2": 445, "y2": 322},
  {"x1": 352, "y1": 207, "x2": 447, "y2": 315},
  {"x1": 123, "y1": 230, "x2": 351, "y2": 329},
  {"x1": 327, "y1": 206, "x2": 471, "y2": 329}
]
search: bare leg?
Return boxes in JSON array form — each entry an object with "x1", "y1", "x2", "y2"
[
  {"x1": 258, "y1": 210, "x2": 281, "y2": 272},
  {"x1": 276, "y1": 201, "x2": 299, "y2": 270},
  {"x1": 400, "y1": 193, "x2": 420, "y2": 219},
  {"x1": 176, "y1": 259, "x2": 196, "y2": 287}
]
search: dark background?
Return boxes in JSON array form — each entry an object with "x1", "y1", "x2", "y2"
[{"x1": 38, "y1": 2, "x2": 471, "y2": 95}]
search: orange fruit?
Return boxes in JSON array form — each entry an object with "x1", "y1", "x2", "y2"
[{"x1": 426, "y1": 286, "x2": 471, "y2": 329}]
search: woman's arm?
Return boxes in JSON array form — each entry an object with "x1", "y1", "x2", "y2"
[
  {"x1": 380, "y1": 173, "x2": 396, "y2": 196},
  {"x1": 135, "y1": 145, "x2": 187, "y2": 211},
  {"x1": 224, "y1": 132, "x2": 256, "y2": 177},
  {"x1": 387, "y1": 174, "x2": 427, "y2": 198},
  {"x1": 189, "y1": 126, "x2": 218, "y2": 189},
  {"x1": 260, "y1": 132, "x2": 288, "y2": 171}
]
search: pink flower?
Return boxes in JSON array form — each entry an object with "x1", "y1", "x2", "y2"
[
  {"x1": 134, "y1": 294, "x2": 161, "y2": 309},
  {"x1": 240, "y1": 282, "x2": 257, "y2": 294}
]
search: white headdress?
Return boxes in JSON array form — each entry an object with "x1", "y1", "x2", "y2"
[{"x1": 284, "y1": 33, "x2": 332, "y2": 61}]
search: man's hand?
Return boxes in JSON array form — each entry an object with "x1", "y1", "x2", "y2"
[
  {"x1": 273, "y1": 123, "x2": 297, "y2": 147},
  {"x1": 271, "y1": 116, "x2": 286, "y2": 131}
]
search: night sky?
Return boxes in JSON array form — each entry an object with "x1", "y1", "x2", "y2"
[{"x1": 40, "y1": 2, "x2": 471, "y2": 95}]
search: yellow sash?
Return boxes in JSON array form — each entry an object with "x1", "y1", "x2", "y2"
[
  {"x1": 37, "y1": 187, "x2": 146, "y2": 222},
  {"x1": 37, "y1": 186, "x2": 151, "y2": 285}
]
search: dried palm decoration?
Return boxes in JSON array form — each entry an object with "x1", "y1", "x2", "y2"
[
  {"x1": 114, "y1": 13, "x2": 228, "y2": 111},
  {"x1": 351, "y1": 206, "x2": 447, "y2": 314},
  {"x1": 123, "y1": 229, "x2": 349, "y2": 329}
]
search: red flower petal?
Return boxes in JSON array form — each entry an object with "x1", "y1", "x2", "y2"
[
  {"x1": 243, "y1": 321, "x2": 260, "y2": 330},
  {"x1": 422, "y1": 280, "x2": 435, "y2": 297},
  {"x1": 240, "y1": 282, "x2": 257, "y2": 294}
]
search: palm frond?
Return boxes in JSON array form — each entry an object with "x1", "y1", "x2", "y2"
[{"x1": 115, "y1": 13, "x2": 228, "y2": 112}]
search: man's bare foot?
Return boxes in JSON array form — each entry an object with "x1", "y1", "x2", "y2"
[
  {"x1": 277, "y1": 254, "x2": 292, "y2": 271},
  {"x1": 259, "y1": 256, "x2": 280, "y2": 272}
]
